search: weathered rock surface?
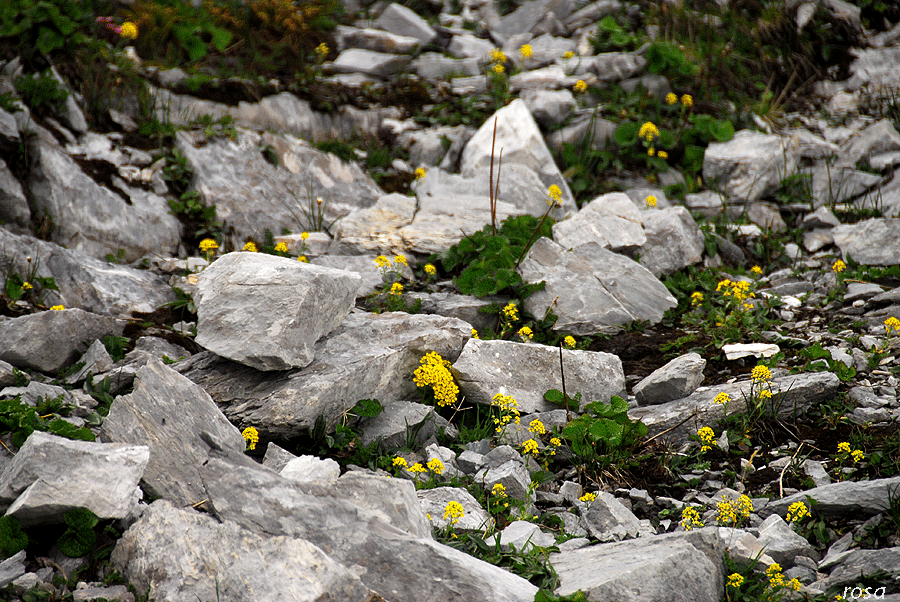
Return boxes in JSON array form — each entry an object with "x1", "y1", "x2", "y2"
[
  {"x1": 703, "y1": 130, "x2": 799, "y2": 202},
  {"x1": 177, "y1": 312, "x2": 471, "y2": 438},
  {"x1": 195, "y1": 251, "x2": 361, "y2": 370},
  {"x1": 637, "y1": 206, "x2": 706, "y2": 276},
  {"x1": 832, "y1": 217, "x2": 900, "y2": 266},
  {"x1": 633, "y1": 352, "x2": 706, "y2": 406},
  {"x1": 761, "y1": 475, "x2": 900, "y2": 519}
]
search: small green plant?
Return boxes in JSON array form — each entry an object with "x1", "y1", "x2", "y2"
[
  {"x1": 0, "y1": 395, "x2": 95, "y2": 447},
  {"x1": 589, "y1": 14, "x2": 643, "y2": 53},
  {"x1": 2, "y1": 262, "x2": 59, "y2": 310},
  {"x1": 102, "y1": 334, "x2": 131, "y2": 363},
  {"x1": 0, "y1": 515, "x2": 28, "y2": 559},
  {"x1": 56, "y1": 507, "x2": 99, "y2": 558},
  {"x1": 13, "y1": 70, "x2": 70, "y2": 116},
  {"x1": 722, "y1": 551, "x2": 802, "y2": 602},
  {"x1": 792, "y1": 342, "x2": 856, "y2": 382},
  {"x1": 162, "y1": 148, "x2": 223, "y2": 244},
  {"x1": 0, "y1": 0, "x2": 94, "y2": 63}
]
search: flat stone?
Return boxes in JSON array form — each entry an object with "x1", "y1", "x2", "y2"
[
  {"x1": 703, "y1": 130, "x2": 799, "y2": 202},
  {"x1": 280, "y1": 455, "x2": 341, "y2": 487},
  {"x1": 359, "y1": 400, "x2": 452, "y2": 449},
  {"x1": 581, "y1": 492, "x2": 641, "y2": 542},
  {"x1": 552, "y1": 193, "x2": 646, "y2": 252},
  {"x1": 756, "y1": 514, "x2": 818, "y2": 566},
  {"x1": 833, "y1": 218, "x2": 900, "y2": 266},
  {"x1": 761, "y1": 475, "x2": 900, "y2": 519},
  {"x1": 634, "y1": 353, "x2": 706, "y2": 406},
  {"x1": 489, "y1": 520, "x2": 556, "y2": 551},
  {"x1": 335, "y1": 25, "x2": 421, "y2": 54},
  {"x1": 637, "y1": 206, "x2": 705, "y2": 277},
  {"x1": 373, "y1": 2, "x2": 437, "y2": 45},
  {"x1": 330, "y1": 48, "x2": 411, "y2": 78},
  {"x1": 418, "y1": 486, "x2": 493, "y2": 531}
]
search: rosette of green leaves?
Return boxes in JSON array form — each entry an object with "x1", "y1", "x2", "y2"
[
  {"x1": 57, "y1": 507, "x2": 98, "y2": 557},
  {"x1": 561, "y1": 396, "x2": 647, "y2": 469},
  {"x1": 0, "y1": 516, "x2": 28, "y2": 559}
]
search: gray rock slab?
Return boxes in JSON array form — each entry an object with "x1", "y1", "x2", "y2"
[
  {"x1": 589, "y1": 51, "x2": 647, "y2": 82},
  {"x1": 280, "y1": 455, "x2": 341, "y2": 487},
  {"x1": 0, "y1": 228, "x2": 176, "y2": 317},
  {"x1": 176, "y1": 129, "x2": 383, "y2": 249},
  {"x1": 802, "y1": 205, "x2": 841, "y2": 229},
  {"x1": 581, "y1": 492, "x2": 641, "y2": 542},
  {"x1": 201, "y1": 454, "x2": 539, "y2": 602},
  {"x1": 65, "y1": 338, "x2": 114, "y2": 385},
  {"x1": 448, "y1": 33, "x2": 495, "y2": 60},
  {"x1": 329, "y1": 48, "x2": 412, "y2": 78},
  {"x1": 818, "y1": 547, "x2": 900, "y2": 590},
  {"x1": 0, "y1": 309, "x2": 124, "y2": 374},
  {"x1": 411, "y1": 53, "x2": 480, "y2": 80},
  {"x1": 629, "y1": 371, "x2": 841, "y2": 446},
  {"x1": 452, "y1": 337, "x2": 625, "y2": 414},
  {"x1": 359, "y1": 399, "x2": 451, "y2": 449},
  {"x1": 833, "y1": 217, "x2": 900, "y2": 266},
  {"x1": 552, "y1": 193, "x2": 646, "y2": 252},
  {"x1": 330, "y1": 192, "x2": 416, "y2": 256},
  {"x1": 0, "y1": 551, "x2": 26, "y2": 589},
  {"x1": 756, "y1": 514, "x2": 818, "y2": 566},
  {"x1": 71, "y1": 585, "x2": 134, "y2": 602},
  {"x1": 519, "y1": 238, "x2": 677, "y2": 335},
  {"x1": 811, "y1": 165, "x2": 881, "y2": 206},
  {"x1": 509, "y1": 65, "x2": 581, "y2": 92},
  {"x1": 0, "y1": 159, "x2": 30, "y2": 233},
  {"x1": 418, "y1": 486, "x2": 493, "y2": 531},
  {"x1": 262, "y1": 442, "x2": 297, "y2": 472},
  {"x1": 547, "y1": 113, "x2": 617, "y2": 152},
  {"x1": 374, "y1": 2, "x2": 437, "y2": 45},
  {"x1": 26, "y1": 133, "x2": 181, "y2": 261},
  {"x1": 637, "y1": 206, "x2": 705, "y2": 276},
  {"x1": 112, "y1": 499, "x2": 374, "y2": 602},
  {"x1": 475, "y1": 459, "x2": 534, "y2": 502},
  {"x1": 0, "y1": 431, "x2": 148, "y2": 527},
  {"x1": 520, "y1": 88, "x2": 576, "y2": 128},
  {"x1": 0, "y1": 360, "x2": 16, "y2": 388},
  {"x1": 490, "y1": 520, "x2": 556, "y2": 551},
  {"x1": 102, "y1": 360, "x2": 246, "y2": 506},
  {"x1": 703, "y1": 130, "x2": 799, "y2": 202},
  {"x1": 460, "y1": 99, "x2": 576, "y2": 211},
  {"x1": 406, "y1": 291, "x2": 504, "y2": 332},
  {"x1": 195, "y1": 252, "x2": 360, "y2": 371},
  {"x1": 836, "y1": 118, "x2": 900, "y2": 168},
  {"x1": 551, "y1": 528, "x2": 724, "y2": 602},
  {"x1": 335, "y1": 25, "x2": 421, "y2": 54},
  {"x1": 491, "y1": 0, "x2": 574, "y2": 45},
  {"x1": 328, "y1": 469, "x2": 433, "y2": 540},
  {"x1": 176, "y1": 312, "x2": 471, "y2": 439},
  {"x1": 761, "y1": 475, "x2": 900, "y2": 519},
  {"x1": 634, "y1": 352, "x2": 706, "y2": 406}
]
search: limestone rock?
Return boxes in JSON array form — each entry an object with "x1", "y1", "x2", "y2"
[
  {"x1": 581, "y1": 492, "x2": 641, "y2": 542},
  {"x1": 195, "y1": 252, "x2": 361, "y2": 371},
  {"x1": 761, "y1": 475, "x2": 900, "y2": 519},
  {"x1": 633, "y1": 353, "x2": 706, "y2": 406},
  {"x1": 374, "y1": 3, "x2": 437, "y2": 45},
  {"x1": 418, "y1": 486, "x2": 493, "y2": 531},
  {"x1": 552, "y1": 193, "x2": 646, "y2": 252},
  {"x1": 833, "y1": 218, "x2": 900, "y2": 266},
  {"x1": 330, "y1": 48, "x2": 412, "y2": 78},
  {"x1": 702, "y1": 130, "x2": 799, "y2": 202},
  {"x1": 637, "y1": 206, "x2": 705, "y2": 276}
]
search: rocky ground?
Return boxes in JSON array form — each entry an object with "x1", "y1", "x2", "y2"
[{"x1": 0, "y1": 0, "x2": 900, "y2": 601}]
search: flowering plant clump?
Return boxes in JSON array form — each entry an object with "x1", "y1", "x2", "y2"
[
  {"x1": 414, "y1": 167, "x2": 427, "y2": 181},
  {"x1": 491, "y1": 393, "x2": 521, "y2": 441},
  {"x1": 681, "y1": 506, "x2": 704, "y2": 531},
  {"x1": 517, "y1": 326, "x2": 533, "y2": 341},
  {"x1": 574, "y1": 79, "x2": 587, "y2": 94},
  {"x1": 834, "y1": 442, "x2": 865, "y2": 479},
  {"x1": 697, "y1": 426, "x2": 716, "y2": 453},
  {"x1": 726, "y1": 573, "x2": 744, "y2": 588},
  {"x1": 273, "y1": 241, "x2": 288, "y2": 254},
  {"x1": 241, "y1": 426, "x2": 259, "y2": 451},
  {"x1": 426, "y1": 458, "x2": 445, "y2": 475},
  {"x1": 563, "y1": 335, "x2": 576, "y2": 349},
  {"x1": 199, "y1": 238, "x2": 218, "y2": 262},
  {"x1": 785, "y1": 501, "x2": 809, "y2": 523},
  {"x1": 443, "y1": 501, "x2": 465, "y2": 525},
  {"x1": 832, "y1": 259, "x2": 846, "y2": 274},
  {"x1": 751, "y1": 364, "x2": 771, "y2": 382},
  {"x1": 579, "y1": 492, "x2": 597, "y2": 503},
  {"x1": 716, "y1": 494, "x2": 753, "y2": 527},
  {"x1": 407, "y1": 462, "x2": 427, "y2": 475},
  {"x1": 519, "y1": 44, "x2": 533, "y2": 59},
  {"x1": 522, "y1": 439, "x2": 539, "y2": 455},
  {"x1": 528, "y1": 419, "x2": 546, "y2": 435},
  {"x1": 413, "y1": 352, "x2": 459, "y2": 407},
  {"x1": 645, "y1": 195, "x2": 657, "y2": 208},
  {"x1": 50, "y1": 305, "x2": 65, "y2": 311},
  {"x1": 242, "y1": 241, "x2": 258, "y2": 252}
]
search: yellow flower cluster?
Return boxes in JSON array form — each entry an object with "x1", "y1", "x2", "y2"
[
  {"x1": 563, "y1": 335, "x2": 576, "y2": 349},
  {"x1": 393, "y1": 456, "x2": 408, "y2": 469},
  {"x1": 666, "y1": 93, "x2": 677, "y2": 105},
  {"x1": 520, "y1": 44, "x2": 533, "y2": 59},
  {"x1": 407, "y1": 462, "x2": 427, "y2": 474},
  {"x1": 885, "y1": 316, "x2": 900, "y2": 335},
  {"x1": 786, "y1": 501, "x2": 809, "y2": 523},
  {"x1": 491, "y1": 393, "x2": 520, "y2": 433},
  {"x1": 832, "y1": 259, "x2": 846, "y2": 273},
  {"x1": 547, "y1": 185, "x2": 562, "y2": 206},
  {"x1": 50, "y1": 305, "x2": 65, "y2": 311},
  {"x1": 424, "y1": 263, "x2": 436, "y2": 276},
  {"x1": 241, "y1": 426, "x2": 259, "y2": 451},
  {"x1": 274, "y1": 242, "x2": 288, "y2": 253},
  {"x1": 751, "y1": 365, "x2": 772, "y2": 382},
  {"x1": 394, "y1": 254, "x2": 408, "y2": 265},
  {"x1": 639, "y1": 122, "x2": 659, "y2": 142},
  {"x1": 502, "y1": 303, "x2": 518, "y2": 322},
  {"x1": 301, "y1": 231, "x2": 310, "y2": 240},
  {"x1": 751, "y1": 265, "x2": 763, "y2": 275},
  {"x1": 518, "y1": 326, "x2": 533, "y2": 341},
  {"x1": 490, "y1": 48, "x2": 507, "y2": 63},
  {"x1": 716, "y1": 278, "x2": 754, "y2": 302},
  {"x1": 759, "y1": 389, "x2": 773, "y2": 400},
  {"x1": 579, "y1": 492, "x2": 597, "y2": 503},
  {"x1": 21, "y1": 282, "x2": 32, "y2": 291},
  {"x1": 851, "y1": 449, "x2": 865, "y2": 462},
  {"x1": 726, "y1": 573, "x2": 744, "y2": 588},
  {"x1": 427, "y1": 458, "x2": 445, "y2": 474},
  {"x1": 522, "y1": 439, "x2": 539, "y2": 455},
  {"x1": 471, "y1": 328, "x2": 479, "y2": 339},
  {"x1": 766, "y1": 563, "x2": 785, "y2": 588},
  {"x1": 574, "y1": 80, "x2": 587, "y2": 93},
  {"x1": 697, "y1": 426, "x2": 715, "y2": 452},
  {"x1": 529, "y1": 418, "x2": 546, "y2": 434},
  {"x1": 493, "y1": 63, "x2": 505, "y2": 74},
  {"x1": 375, "y1": 255, "x2": 391, "y2": 269},
  {"x1": 657, "y1": 150, "x2": 668, "y2": 160},
  {"x1": 563, "y1": 51, "x2": 575, "y2": 59},
  {"x1": 199, "y1": 238, "x2": 218, "y2": 252},
  {"x1": 413, "y1": 352, "x2": 459, "y2": 407},
  {"x1": 243, "y1": 241, "x2": 258, "y2": 252},
  {"x1": 414, "y1": 167, "x2": 427, "y2": 181},
  {"x1": 389, "y1": 282, "x2": 404, "y2": 296},
  {"x1": 120, "y1": 21, "x2": 138, "y2": 39},
  {"x1": 714, "y1": 392, "x2": 730, "y2": 405},
  {"x1": 645, "y1": 195, "x2": 657, "y2": 208},
  {"x1": 443, "y1": 501, "x2": 465, "y2": 524},
  {"x1": 716, "y1": 494, "x2": 753, "y2": 525},
  {"x1": 681, "y1": 506, "x2": 704, "y2": 531},
  {"x1": 691, "y1": 291, "x2": 704, "y2": 306},
  {"x1": 492, "y1": 483, "x2": 507, "y2": 497},
  {"x1": 315, "y1": 42, "x2": 329, "y2": 59},
  {"x1": 837, "y1": 441, "x2": 851, "y2": 453},
  {"x1": 550, "y1": 437, "x2": 561, "y2": 447},
  {"x1": 681, "y1": 94, "x2": 693, "y2": 107}
]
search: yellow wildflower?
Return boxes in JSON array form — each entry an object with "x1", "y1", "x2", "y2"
[
  {"x1": 21, "y1": 282, "x2": 32, "y2": 291},
  {"x1": 443, "y1": 501, "x2": 464, "y2": 524},
  {"x1": 315, "y1": 42, "x2": 329, "y2": 59},
  {"x1": 424, "y1": 263, "x2": 436, "y2": 275},
  {"x1": 492, "y1": 483, "x2": 507, "y2": 496},
  {"x1": 522, "y1": 439, "x2": 539, "y2": 455},
  {"x1": 759, "y1": 389, "x2": 772, "y2": 400},
  {"x1": 657, "y1": 150, "x2": 668, "y2": 160},
  {"x1": 243, "y1": 241, "x2": 258, "y2": 252},
  {"x1": 50, "y1": 305, "x2": 65, "y2": 310},
  {"x1": 751, "y1": 365, "x2": 771, "y2": 382},
  {"x1": 490, "y1": 48, "x2": 506, "y2": 63},
  {"x1": 574, "y1": 80, "x2": 587, "y2": 93},
  {"x1": 502, "y1": 303, "x2": 518, "y2": 322},
  {"x1": 665, "y1": 92, "x2": 677, "y2": 105},
  {"x1": 579, "y1": 492, "x2": 596, "y2": 503},
  {"x1": 885, "y1": 316, "x2": 900, "y2": 334},
  {"x1": 726, "y1": 573, "x2": 744, "y2": 588},
  {"x1": 427, "y1": 458, "x2": 445, "y2": 474},
  {"x1": 518, "y1": 326, "x2": 533, "y2": 340},
  {"x1": 767, "y1": 563, "x2": 784, "y2": 588},
  {"x1": 548, "y1": 184, "x2": 562, "y2": 206},
  {"x1": 697, "y1": 426, "x2": 715, "y2": 447},
  {"x1": 563, "y1": 51, "x2": 575, "y2": 59},
  {"x1": 787, "y1": 578, "x2": 801, "y2": 591},
  {"x1": 647, "y1": 147, "x2": 655, "y2": 156},
  {"x1": 528, "y1": 419, "x2": 546, "y2": 434},
  {"x1": 413, "y1": 352, "x2": 459, "y2": 407},
  {"x1": 471, "y1": 328, "x2": 479, "y2": 339},
  {"x1": 297, "y1": 256, "x2": 308, "y2": 263},
  {"x1": 120, "y1": 21, "x2": 138, "y2": 39},
  {"x1": 690, "y1": 291, "x2": 704, "y2": 306},
  {"x1": 645, "y1": 195, "x2": 657, "y2": 208},
  {"x1": 638, "y1": 121, "x2": 659, "y2": 142},
  {"x1": 837, "y1": 441, "x2": 851, "y2": 454},
  {"x1": 832, "y1": 259, "x2": 846, "y2": 273},
  {"x1": 241, "y1": 426, "x2": 259, "y2": 451},
  {"x1": 407, "y1": 462, "x2": 427, "y2": 474},
  {"x1": 786, "y1": 501, "x2": 809, "y2": 522},
  {"x1": 751, "y1": 265, "x2": 763, "y2": 275},
  {"x1": 374, "y1": 255, "x2": 391, "y2": 269},
  {"x1": 393, "y1": 254, "x2": 408, "y2": 266},
  {"x1": 851, "y1": 449, "x2": 865, "y2": 462},
  {"x1": 415, "y1": 167, "x2": 426, "y2": 181},
  {"x1": 392, "y1": 456, "x2": 408, "y2": 468},
  {"x1": 714, "y1": 392, "x2": 730, "y2": 405},
  {"x1": 550, "y1": 437, "x2": 561, "y2": 446},
  {"x1": 301, "y1": 231, "x2": 310, "y2": 240},
  {"x1": 681, "y1": 94, "x2": 693, "y2": 107},
  {"x1": 274, "y1": 242, "x2": 288, "y2": 253},
  {"x1": 492, "y1": 63, "x2": 505, "y2": 74},
  {"x1": 681, "y1": 506, "x2": 704, "y2": 531},
  {"x1": 389, "y1": 282, "x2": 404, "y2": 296},
  {"x1": 563, "y1": 335, "x2": 576, "y2": 349},
  {"x1": 199, "y1": 238, "x2": 218, "y2": 252},
  {"x1": 519, "y1": 44, "x2": 533, "y2": 59}
]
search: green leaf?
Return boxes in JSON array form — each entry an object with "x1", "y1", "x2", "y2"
[
  {"x1": 0, "y1": 515, "x2": 28, "y2": 558},
  {"x1": 614, "y1": 122, "x2": 638, "y2": 147},
  {"x1": 353, "y1": 398, "x2": 384, "y2": 418},
  {"x1": 64, "y1": 507, "x2": 98, "y2": 531},
  {"x1": 710, "y1": 120, "x2": 735, "y2": 142},
  {"x1": 57, "y1": 527, "x2": 96, "y2": 558},
  {"x1": 544, "y1": 389, "x2": 564, "y2": 404},
  {"x1": 209, "y1": 26, "x2": 231, "y2": 51}
]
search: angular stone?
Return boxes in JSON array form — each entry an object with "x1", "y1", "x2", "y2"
[
  {"x1": 26, "y1": 132, "x2": 181, "y2": 262},
  {"x1": 331, "y1": 193, "x2": 416, "y2": 256},
  {"x1": 201, "y1": 454, "x2": 539, "y2": 602},
  {"x1": 411, "y1": 53, "x2": 480, "y2": 80},
  {"x1": 476, "y1": 459, "x2": 534, "y2": 502},
  {"x1": 177, "y1": 312, "x2": 471, "y2": 439},
  {"x1": 819, "y1": 547, "x2": 900, "y2": 590},
  {"x1": 520, "y1": 89, "x2": 576, "y2": 128},
  {"x1": 71, "y1": 585, "x2": 133, "y2": 602},
  {"x1": 0, "y1": 159, "x2": 30, "y2": 232},
  {"x1": 406, "y1": 292, "x2": 504, "y2": 332},
  {"x1": 0, "y1": 309, "x2": 124, "y2": 374},
  {"x1": 634, "y1": 353, "x2": 706, "y2": 406},
  {"x1": 374, "y1": 3, "x2": 437, "y2": 45},
  {"x1": 176, "y1": 129, "x2": 384, "y2": 249},
  {"x1": 112, "y1": 500, "x2": 374, "y2": 602},
  {"x1": 102, "y1": 360, "x2": 246, "y2": 506},
  {"x1": 64, "y1": 339, "x2": 114, "y2": 385},
  {"x1": 280, "y1": 455, "x2": 341, "y2": 487},
  {"x1": 811, "y1": 165, "x2": 881, "y2": 207},
  {"x1": 359, "y1": 400, "x2": 451, "y2": 449},
  {"x1": 335, "y1": 25, "x2": 421, "y2": 54},
  {"x1": 509, "y1": 65, "x2": 581, "y2": 92},
  {"x1": 703, "y1": 130, "x2": 799, "y2": 202},
  {"x1": 452, "y1": 338, "x2": 625, "y2": 413},
  {"x1": 833, "y1": 218, "x2": 900, "y2": 266},
  {"x1": 581, "y1": 492, "x2": 641, "y2": 542},
  {"x1": 746, "y1": 201, "x2": 787, "y2": 232},
  {"x1": 0, "y1": 551, "x2": 26, "y2": 589},
  {"x1": 589, "y1": 51, "x2": 647, "y2": 81},
  {"x1": 448, "y1": 34, "x2": 495, "y2": 60},
  {"x1": 761, "y1": 475, "x2": 900, "y2": 519},
  {"x1": 0, "y1": 431, "x2": 148, "y2": 527},
  {"x1": 637, "y1": 206, "x2": 705, "y2": 276},
  {"x1": 547, "y1": 113, "x2": 617, "y2": 152},
  {"x1": 330, "y1": 48, "x2": 412, "y2": 78},
  {"x1": 836, "y1": 118, "x2": 900, "y2": 168},
  {"x1": 262, "y1": 442, "x2": 297, "y2": 472},
  {"x1": 0, "y1": 228, "x2": 176, "y2": 317},
  {"x1": 460, "y1": 100, "x2": 576, "y2": 212},
  {"x1": 756, "y1": 514, "x2": 817, "y2": 566},
  {"x1": 630, "y1": 372, "x2": 841, "y2": 446},
  {"x1": 802, "y1": 205, "x2": 841, "y2": 229},
  {"x1": 490, "y1": 520, "x2": 557, "y2": 551},
  {"x1": 519, "y1": 238, "x2": 677, "y2": 335},
  {"x1": 195, "y1": 252, "x2": 360, "y2": 371},
  {"x1": 418, "y1": 486, "x2": 493, "y2": 531},
  {"x1": 552, "y1": 193, "x2": 646, "y2": 252},
  {"x1": 552, "y1": 528, "x2": 724, "y2": 602},
  {"x1": 491, "y1": 0, "x2": 574, "y2": 44}
]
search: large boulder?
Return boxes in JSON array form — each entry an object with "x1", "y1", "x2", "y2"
[{"x1": 703, "y1": 130, "x2": 799, "y2": 202}]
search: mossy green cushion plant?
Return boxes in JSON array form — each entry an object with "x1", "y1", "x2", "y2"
[
  {"x1": 57, "y1": 507, "x2": 99, "y2": 558},
  {"x1": 0, "y1": 515, "x2": 28, "y2": 559}
]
